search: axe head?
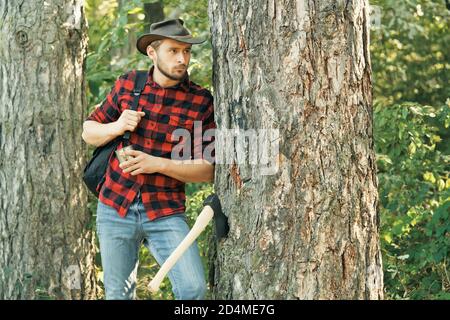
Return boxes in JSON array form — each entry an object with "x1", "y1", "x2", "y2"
[{"x1": 203, "y1": 194, "x2": 229, "y2": 240}]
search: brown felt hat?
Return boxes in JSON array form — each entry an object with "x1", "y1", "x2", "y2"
[{"x1": 136, "y1": 18, "x2": 206, "y2": 55}]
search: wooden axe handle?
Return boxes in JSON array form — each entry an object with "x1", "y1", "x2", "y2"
[{"x1": 148, "y1": 206, "x2": 214, "y2": 293}]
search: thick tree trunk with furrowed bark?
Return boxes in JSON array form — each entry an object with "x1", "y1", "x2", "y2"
[
  {"x1": 0, "y1": 1, "x2": 97, "y2": 299},
  {"x1": 208, "y1": 0, "x2": 383, "y2": 299}
]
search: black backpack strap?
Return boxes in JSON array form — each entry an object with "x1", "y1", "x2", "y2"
[{"x1": 123, "y1": 70, "x2": 148, "y2": 141}]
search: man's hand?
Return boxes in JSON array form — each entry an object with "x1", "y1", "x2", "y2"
[
  {"x1": 112, "y1": 110, "x2": 146, "y2": 136},
  {"x1": 119, "y1": 149, "x2": 165, "y2": 176},
  {"x1": 118, "y1": 149, "x2": 214, "y2": 183}
]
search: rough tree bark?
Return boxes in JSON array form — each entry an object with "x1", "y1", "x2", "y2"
[
  {"x1": 208, "y1": 0, "x2": 384, "y2": 299},
  {"x1": 0, "y1": 1, "x2": 97, "y2": 299}
]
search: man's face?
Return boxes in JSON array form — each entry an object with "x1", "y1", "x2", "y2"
[{"x1": 147, "y1": 39, "x2": 192, "y2": 81}]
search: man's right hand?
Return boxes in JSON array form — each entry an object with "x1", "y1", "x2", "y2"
[{"x1": 112, "y1": 110, "x2": 146, "y2": 135}]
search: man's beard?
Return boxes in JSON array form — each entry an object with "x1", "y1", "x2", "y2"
[{"x1": 156, "y1": 60, "x2": 187, "y2": 81}]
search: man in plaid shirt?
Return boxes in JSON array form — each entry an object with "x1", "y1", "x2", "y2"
[{"x1": 82, "y1": 19, "x2": 215, "y2": 300}]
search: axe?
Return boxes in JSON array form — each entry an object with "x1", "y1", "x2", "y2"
[{"x1": 148, "y1": 193, "x2": 228, "y2": 293}]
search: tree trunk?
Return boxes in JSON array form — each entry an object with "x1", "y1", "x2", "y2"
[
  {"x1": 208, "y1": 0, "x2": 384, "y2": 299},
  {"x1": 0, "y1": 1, "x2": 97, "y2": 299},
  {"x1": 144, "y1": 0, "x2": 165, "y2": 28}
]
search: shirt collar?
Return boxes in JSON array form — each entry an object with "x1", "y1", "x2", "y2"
[{"x1": 147, "y1": 66, "x2": 190, "y2": 92}]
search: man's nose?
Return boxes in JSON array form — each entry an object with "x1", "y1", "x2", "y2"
[{"x1": 177, "y1": 52, "x2": 187, "y2": 64}]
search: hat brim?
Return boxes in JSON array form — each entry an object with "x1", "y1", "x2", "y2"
[{"x1": 136, "y1": 34, "x2": 206, "y2": 55}]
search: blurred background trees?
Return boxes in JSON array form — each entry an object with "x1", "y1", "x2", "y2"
[{"x1": 84, "y1": 0, "x2": 449, "y2": 299}]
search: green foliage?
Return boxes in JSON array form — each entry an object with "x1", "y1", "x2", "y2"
[
  {"x1": 370, "y1": 0, "x2": 449, "y2": 107},
  {"x1": 371, "y1": 0, "x2": 450, "y2": 300},
  {"x1": 375, "y1": 101, "x2": 450, "y2": 299}
]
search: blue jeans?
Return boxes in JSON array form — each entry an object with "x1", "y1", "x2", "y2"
[{"x1": 96, "y1": 193, "x2": 207, "y2": 300}]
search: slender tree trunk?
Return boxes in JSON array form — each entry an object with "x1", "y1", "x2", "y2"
[
  {"x1": 144, "y1": 0, "x2": 164, "y2": 28},
  {"x1": 0, "y1": 0, "x2": 97, "y2": 299},
  {"x1": 208, "y1": 0, "x2": 384, "y2": 299}
]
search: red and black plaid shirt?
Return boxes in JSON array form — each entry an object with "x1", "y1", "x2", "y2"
[{"x1": 85, "y1": 67, "x2": 216, "y2": 220}]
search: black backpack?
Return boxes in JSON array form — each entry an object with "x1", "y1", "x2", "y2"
[{"x1": 83, "y1": 70, "x2": 147, "y2": 197}]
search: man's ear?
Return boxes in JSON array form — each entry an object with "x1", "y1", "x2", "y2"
[{"x1": 146, "y1": 45, "x2": 156, "y2": 61}]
